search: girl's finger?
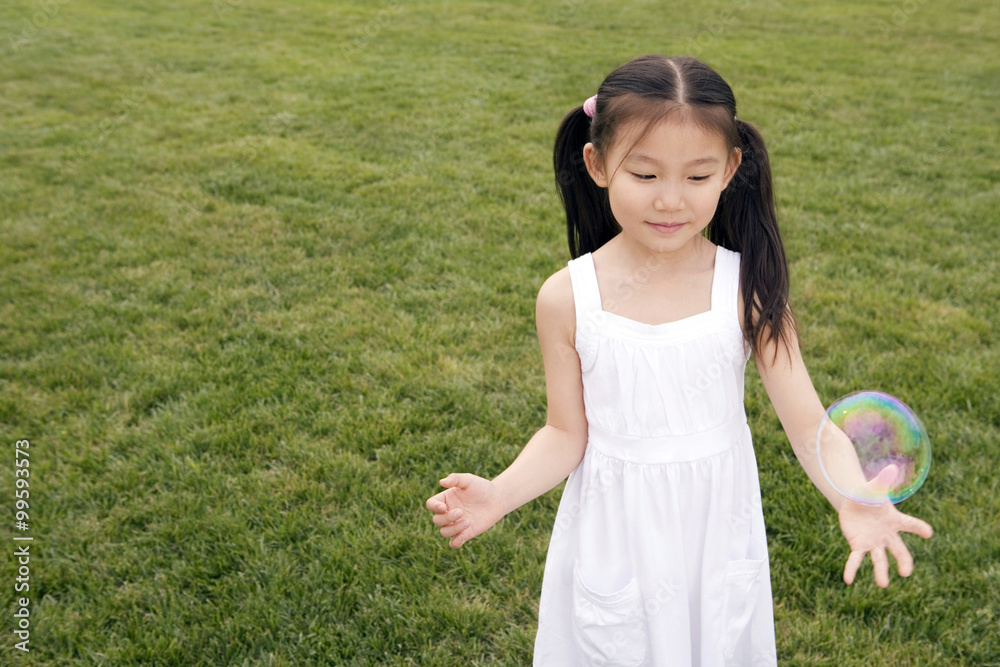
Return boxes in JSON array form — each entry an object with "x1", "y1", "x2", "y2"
[
  {"x1": 843, "y1": 550, "x2": 866, "y2": 585},
  {"x1": 440, "y1": 519, "x2": 470, "y2": 539},
  {"x1": 868, "y1": 464, "x2": 900, "y2": 497},
  {"x1": 425, "y1": 492, "x2": 448, "y2": 513},
  {"x1": 899, "y1": 513, "x2": 934, "y2": 539},
  {"x1": 870, "y1": 547, "x2": 890, "y2": 588},
  {"x1": 431, "y1": 509, "x2": 464, "y2": 526},
  {"x1": 450, "y1": 528, "x2": 471, "y2": 549},
  {"x1": 440, "y1": 473, "x2": 469, "y2": 489},
  {"x1": 887, "y1": 535, "x2": 914, "y2": 578}
]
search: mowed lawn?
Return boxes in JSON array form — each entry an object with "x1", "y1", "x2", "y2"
[{"x1": 0, "y1": 0, "x2": 998, "y2": 664}]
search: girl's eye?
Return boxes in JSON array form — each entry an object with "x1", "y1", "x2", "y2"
[
  {"x1": 690, "y1": 175, "x2": 711, "y2": 182},
  {"x1": 631, "y1": 173, "x2": 655, "y2": 181}
]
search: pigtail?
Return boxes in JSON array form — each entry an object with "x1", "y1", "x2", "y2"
[
  {"x1": 710, "y1": 119, "x2": 796, "y2": 361},
  {"x1": 554, "y1": 106, "x2": 618, "y2": 259}
]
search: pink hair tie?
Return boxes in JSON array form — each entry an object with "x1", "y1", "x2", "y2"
[{"x1": 583, "y1": 95, "x2": 598, "y2": 118}]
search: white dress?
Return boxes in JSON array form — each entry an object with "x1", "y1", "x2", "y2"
[{"x1": 534, "y1": 246, "x2": 777, "y2": 667}]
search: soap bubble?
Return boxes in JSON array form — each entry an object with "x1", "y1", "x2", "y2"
[{"x1": 816, "y1": 391, "x2": 931, "y2": 505}]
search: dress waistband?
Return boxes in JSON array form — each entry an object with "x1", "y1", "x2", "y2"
[{"x1": 587, "y1": 416, "x2": 749, "y2": 464}]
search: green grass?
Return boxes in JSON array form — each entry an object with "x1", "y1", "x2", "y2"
[{"x1": 1, "y1": 0, "x2": 998, "y2": 664}]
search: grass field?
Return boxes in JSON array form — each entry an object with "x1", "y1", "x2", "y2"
[{"x1": 1, "y1": 0, "x2": 998, "y2": 664}]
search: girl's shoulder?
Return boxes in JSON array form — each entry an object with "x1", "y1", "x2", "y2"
[
  {"x1": 536, "y1": 265, "x2": 574, "y2": 315},
  {"x1": 535, "y1": 265, "x2": 577, "y2": 337}
]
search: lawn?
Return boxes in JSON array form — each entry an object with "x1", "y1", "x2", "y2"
[{"x1": 0, "y1": 0, "x2": 998, "y2": 664}]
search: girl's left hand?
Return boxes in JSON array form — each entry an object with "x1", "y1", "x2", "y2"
[{"x1": 837, "y1": 465, "x2": 934, "y2": 588}]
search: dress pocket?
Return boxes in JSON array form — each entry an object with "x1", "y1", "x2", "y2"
[
  {"x1": 571, "y1": 560, "x2": 647, "y2": 666},
  {"x1": 720, "y1": 554, "x2": 767, "y2": 661}
]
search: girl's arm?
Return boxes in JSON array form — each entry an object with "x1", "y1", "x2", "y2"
[
  {"x1": 754, "y1": 314, "x2": 933, "y2": 587},
  {"x1": 426, "y1": 268, "x2": 589, "y2": 548},
  {"x1": 753, "y1": 328, "x2": 849, "y2": 510}
]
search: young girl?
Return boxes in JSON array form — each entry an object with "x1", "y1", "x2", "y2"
[{"x1": 426, "y1": 55, "x2": 933, "y2": 666}]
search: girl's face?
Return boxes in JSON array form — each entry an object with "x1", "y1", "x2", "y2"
[{"x1": 584, "y1": 115, "x2": 741, "y2": 256}]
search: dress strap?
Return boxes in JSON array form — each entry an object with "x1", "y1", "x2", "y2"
[
  {"x1": 567, "y1": 253, "x2": 603, "y2": 371},
  {"x1": 713, "y1": 246, "x2": 743, "y2": 321},
  {"x1": 567, "y1": 253, "x2": 603, "y2": 319}
]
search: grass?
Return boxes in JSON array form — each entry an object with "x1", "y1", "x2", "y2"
[{"x1": 0, "y1": 0, "x2": 998, "y2": 664}]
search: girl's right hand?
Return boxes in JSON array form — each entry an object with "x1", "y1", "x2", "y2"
[
  {"x1": 837, "y1": 464, "x2": 934, "y2": 588},
  {"x1": 426, "y1": 473, "x2": 507, "y2": 548}
]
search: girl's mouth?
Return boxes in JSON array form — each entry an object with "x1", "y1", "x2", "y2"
[{"x1": 647, "y1": 221, "x2": 685, "y2": 234}]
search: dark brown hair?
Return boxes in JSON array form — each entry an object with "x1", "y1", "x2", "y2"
[{"x1": 553, "y1": 54, "x2": 795, "y2": 359}]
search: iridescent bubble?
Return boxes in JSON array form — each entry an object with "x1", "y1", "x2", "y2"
[{"x1": 816, "y1": 391, "x2": 931, "y2": 505}]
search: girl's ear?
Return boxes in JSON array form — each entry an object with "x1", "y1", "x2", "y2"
[
  {"x1": 583, "y1": 143, "x2": 609, "y2": 188},
  {"x1": 722, "y1": 147, "x2": 742, "y2": 191}
]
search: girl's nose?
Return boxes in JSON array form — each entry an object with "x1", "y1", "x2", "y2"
[{"x1": 653, "y1": 184, "x2": 683, "y2": 211}]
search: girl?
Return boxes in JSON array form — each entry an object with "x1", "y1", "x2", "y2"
[{"x1": 426, "y1": 55, "x2": 933, "y2": 666}]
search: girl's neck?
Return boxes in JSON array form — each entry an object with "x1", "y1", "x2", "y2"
[{"x1": 606, "y1": 232, "x2": 715, "y2": 276}]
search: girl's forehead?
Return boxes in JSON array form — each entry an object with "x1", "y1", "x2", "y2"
[{"x1": 613, "y1": 116, "x2": 730, "y2": 160}]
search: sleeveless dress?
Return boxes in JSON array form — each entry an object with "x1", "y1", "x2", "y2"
[{"x1": 534, "y1": 246, "x2": 777, "y2": 667}]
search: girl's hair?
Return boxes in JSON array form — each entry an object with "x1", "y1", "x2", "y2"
[{"x1": 553, "y1": 54, "x2": 795, "y2": 359}]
